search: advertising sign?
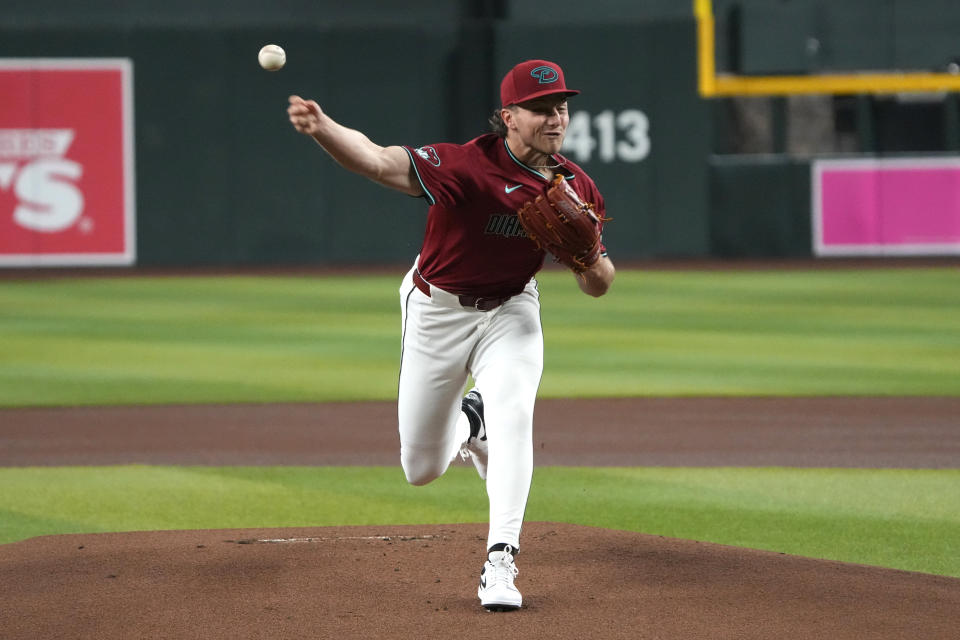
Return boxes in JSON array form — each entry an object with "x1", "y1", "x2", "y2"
[
  {"x1": 0, "y1": 59, "x2": 135, "y2": 266},
  {"x1": 813, "y1": 157, "x2": 960, "y2": 256}
]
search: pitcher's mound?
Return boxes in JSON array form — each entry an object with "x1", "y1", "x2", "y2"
[{"x1": 2, "y1": 522, "x2": 957, "y2": 639}]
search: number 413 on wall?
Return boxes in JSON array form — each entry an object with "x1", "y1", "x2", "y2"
[{"x1": 562, "y1": 109, "x2": 651, "y2": 163}]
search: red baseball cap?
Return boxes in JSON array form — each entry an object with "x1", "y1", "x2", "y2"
[{"x1": 500, "y1": 59, "x2": 580, "y2": 107}]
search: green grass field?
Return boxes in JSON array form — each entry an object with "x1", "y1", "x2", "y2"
[
  {"x1": 1, "y1": 466, "x2": 957, "y2": 577},
  {"x1": 1, "y1": 267, "x2": 958, "y2": 577},
  {"x1": 1, "y1": 268, "x2": 958, "y2": 406}
]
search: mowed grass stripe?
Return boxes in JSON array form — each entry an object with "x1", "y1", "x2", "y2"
[
  {"x1": 1, "y1": 466, "x2": 957, "y2": 578},
  {"x1": 1, "y1": 267, "x2": 958, "y2": 406}
]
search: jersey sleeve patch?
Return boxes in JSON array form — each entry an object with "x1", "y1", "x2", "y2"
[
  {"x1": 403, "y1": 142, "x2": 472, "y2": 208},
  {"x1": 403, "y1": 147, "x2": 437, "y2": 206},
  {"x1": 414, "y1": 146, "x2": 441, "y2": 167}
]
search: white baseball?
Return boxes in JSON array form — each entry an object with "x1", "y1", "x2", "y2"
[{"x1": 258, "y1": 44, "x2": 286, "y2": 71}]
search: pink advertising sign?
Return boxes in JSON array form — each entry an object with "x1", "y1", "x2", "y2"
[
  {"x1": 812, "y1": 157, "x2": 960, "y2": 256},
  {"x1": 0, "y1": 59, "x2": 135, "y2": 266}
]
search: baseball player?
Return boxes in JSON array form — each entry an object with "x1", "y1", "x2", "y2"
[{"x1": 288, "y1": 59, "x2": 615, "y2": 611}]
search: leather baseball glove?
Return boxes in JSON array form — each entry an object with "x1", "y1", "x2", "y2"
[{"x1": 516, "y1": 174, "x2": 607, "y2": 274}]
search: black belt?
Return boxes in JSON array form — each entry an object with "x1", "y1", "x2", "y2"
[{"x1": 413, "y1": 270, "x2": 512, "y2": 312}]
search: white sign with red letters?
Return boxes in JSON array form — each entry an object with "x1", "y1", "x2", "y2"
[{"x1": 0, "y1": 59, "x2": 135, "y2": 266}]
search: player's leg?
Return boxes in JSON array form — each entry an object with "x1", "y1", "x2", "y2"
[
  {"x1": 469, "y1": 282, "x2": 542, "y2": 610},
  {"x1": 470, "y1": 282, "x2": 543, "y2": 551},
  {"x1": 397, "y1": 269, "x2": 477, "y2": 485}
]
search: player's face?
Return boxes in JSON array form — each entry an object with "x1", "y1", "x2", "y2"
[{"x1": 509, "y1": 95, "x2": 570, "y2": 155}]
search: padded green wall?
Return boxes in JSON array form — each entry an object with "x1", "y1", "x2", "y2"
[
  {"x1": 5, "y1": 1, "x2": 957, "y2": 265},
  {"x1": 0, "y1": 19, "x2": 710, "y2": 265}
]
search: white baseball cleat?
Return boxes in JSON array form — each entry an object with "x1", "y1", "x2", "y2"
[
  {"x1": 478, "y1": 545, "x2": 522, "y2": 611},
  {"x1": 459, "y1": 388, "x2": 488, "y2": 479}
]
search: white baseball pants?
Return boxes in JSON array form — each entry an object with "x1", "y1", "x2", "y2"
[{"x1": 397, "y1": 262, "x2": 543, "y2": 550}]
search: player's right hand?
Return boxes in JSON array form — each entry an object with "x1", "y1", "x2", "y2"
[{"x1": 287, "y1": 95, "x2": 323, "y2": 135}]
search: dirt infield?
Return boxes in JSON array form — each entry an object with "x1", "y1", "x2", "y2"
[
  {"x1": 3, "y1": 397, "x2": 959, "y2": 468},
  {"x1": 2, "y1": 396, "x2": 959, "y2": 639},
  {"x1": 3, "y1": 523, "x2": 959, "y2": 640}
]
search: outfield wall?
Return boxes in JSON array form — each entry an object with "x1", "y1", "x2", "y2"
[
  {"x1": 2, "y1": 2, "x2": 959, "y2": 266},
  {"x1": 0, "y1": 19, "x2": 715, "y2": 266}
]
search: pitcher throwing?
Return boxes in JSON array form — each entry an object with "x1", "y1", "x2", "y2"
[{"x1": 287, "y1": 59, "x2": 615, "y2": 611}]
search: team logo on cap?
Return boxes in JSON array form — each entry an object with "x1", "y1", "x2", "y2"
[{"x1": 530, "y1": 65, "x2": 559, "y2": 84}]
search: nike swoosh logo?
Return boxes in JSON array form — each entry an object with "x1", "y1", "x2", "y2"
[{"x1": 505, "y1": 184, "x2": 523, "y2": 194}]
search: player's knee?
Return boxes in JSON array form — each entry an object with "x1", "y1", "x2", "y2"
[
  {"x1": 401, "y1": 458, "x2": 444, "y2": 486},
  {"x1": 404, "y1": 469, "x2": 433, "y2": 486},
  {"x1": 503, "y1": 398, "x2": 535, "y2": 428}
]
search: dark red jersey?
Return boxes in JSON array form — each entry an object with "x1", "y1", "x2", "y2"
[{"x1": 403, "y1": 133, "x2": 607, "y2": 298}]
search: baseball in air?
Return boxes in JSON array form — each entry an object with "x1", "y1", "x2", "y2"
[{"x1": 258, "y1": 44, "x2": 286, "y2": 71}]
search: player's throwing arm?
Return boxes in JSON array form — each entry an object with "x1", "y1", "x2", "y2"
[{"x1": 287, "y1": 95, "x2": 421, "y2": 197}]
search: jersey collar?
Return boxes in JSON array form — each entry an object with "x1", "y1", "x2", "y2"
[{"x1": 502, "y1": 138, "x2": 573, "y2": 182}]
